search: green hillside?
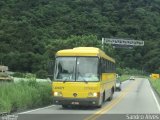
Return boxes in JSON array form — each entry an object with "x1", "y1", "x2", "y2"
[{"x1": 0, "y1": 0, "x2": 160, "y2": 77}]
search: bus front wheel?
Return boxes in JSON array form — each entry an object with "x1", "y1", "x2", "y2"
[
  {"x1": 97, "y1": 93, "x2": 105, "y2": 108},
  {"x1": 108, "y1": 88, "x2": 114, "y2": 101}
]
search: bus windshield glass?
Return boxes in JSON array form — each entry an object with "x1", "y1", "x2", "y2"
[
  {"x1": 76, "y1": 57, "x2": 99, "y2": 82},
  {"x1": 54, "y1": 57, "x2": 99, "y2": 82},
  {"x1": 54, "y1": 57, "x2": 76, "y2": 81}
]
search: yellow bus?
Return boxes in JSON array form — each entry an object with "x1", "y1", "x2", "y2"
[{"x1": 52, "y1": 47, "x2": 116, "y2": 108}]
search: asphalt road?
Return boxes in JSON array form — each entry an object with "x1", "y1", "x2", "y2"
[{"x1": 17, "y1": 78, "x2": 160, "y2": 120}]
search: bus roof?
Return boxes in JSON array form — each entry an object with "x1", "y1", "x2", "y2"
[{"x1": 56, "y1": 47, "x2": 115, "y2": 63}]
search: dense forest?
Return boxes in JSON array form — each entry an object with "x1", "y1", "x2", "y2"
[{"x1": 0, "y1": 0, "x2": 160, "y2": 78}]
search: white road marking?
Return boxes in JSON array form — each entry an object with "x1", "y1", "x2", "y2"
[
  {"x1": 149, "y1": 79, "x2": 160, "y2": 112},
  {"x1": 19, "y1": 105, "x2": 55, "y2": 114}
]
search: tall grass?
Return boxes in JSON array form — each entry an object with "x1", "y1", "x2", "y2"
[
  {"x1": 116, "y1": 68, "x2": 145, "y2": 76},
  {"x1": 0, "y1": 80, "x2": 52, "y2": 113},
  {"x1": 150, "y1": 78, "x2": 160, "y2": 95},
  {"x1": 119, "y1": 75, "x2": 130, "y2": 82}
]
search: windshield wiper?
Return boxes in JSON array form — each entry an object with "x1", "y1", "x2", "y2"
[
  {"x1": 63, "y1": 79, "x2": 68, "y2": 83},
  {"x1": 81, "y1": 78, "x2": 88, "y2": 84}
]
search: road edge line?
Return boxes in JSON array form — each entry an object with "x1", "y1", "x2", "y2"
[
  {"x1": 18, "y1": 105, "x2": 55, "y2": 114},
  {"x1": 84, "y1": 80, "x2": 138, "y2": 120},
  {"x1": 148, "y1": 79, "x2": 160, "y2": 112}
]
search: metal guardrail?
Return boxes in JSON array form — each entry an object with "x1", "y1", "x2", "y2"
[
  {"x1": 0, "y1": 66, "x2": 8, "y2": 72},
  {"x1": 0, "y1": 112, "x2": 8, "y2": 116}
]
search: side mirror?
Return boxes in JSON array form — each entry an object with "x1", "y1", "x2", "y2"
[
  {"x1": 48, "y1": 60, "x2": 54, "y2": 81},
  {"x1": 116, "y1": 74, "x2": 119, "y2": 78}
]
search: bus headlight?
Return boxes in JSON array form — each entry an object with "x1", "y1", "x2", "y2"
[
  {"x1": 88, "y1": 92, "x2": 98, "y2": 97},
  {"x1": 93, "y1": 92, "x2": 98, "y2": 97},
  {"x1": 54, "y1": 92, "x2": 62, "y2": 97}
]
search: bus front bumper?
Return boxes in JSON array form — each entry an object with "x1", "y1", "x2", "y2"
[{"x1": 53, "y1": 97, "x2": 99, "y2": 106}]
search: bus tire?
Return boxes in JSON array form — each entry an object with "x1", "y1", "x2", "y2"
[
  {"x1": 108, "y1": 88, "x2": 114, "y2": 101},
  {"x1": 103, "y1": 92, "x2": 106, "y2": 102},
  {"x1": 97, "y1": 104, "x2": 102, "y2": 108},
  {"x1": 97, "y1": 93, "x2": 105, "y2": 108},
  {"x1": 97, "y1": 99, "x2": 102, "y2": 108}
]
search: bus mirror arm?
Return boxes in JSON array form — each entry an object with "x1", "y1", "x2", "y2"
[
  {"x1": 63, "y1": 79, "x2": 68, "y2": 83},
  {"x1": 82, "y1": 78, "x2": 88, "y2": 84}
]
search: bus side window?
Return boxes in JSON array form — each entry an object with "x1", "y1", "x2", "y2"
[
  {"x1": 111, "y1": 62, "x2": 113, "y2": 72},
  {"x1": 101, "y1": 58, "x2": 106, "y2": 73},
  {"x1": 106, "y1": 60, "x2": 109, "y2": 72}
]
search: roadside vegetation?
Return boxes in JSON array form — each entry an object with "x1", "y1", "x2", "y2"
[
  {"x1": 1, "y1": 0, "x2": 160, "y2": 78},
  {"x1": 149, "y1": 78, "x2": 160, "y2": 95},
  {"x1": 116, "y1": 68, "x2": 145, "y2": 82},
  {"x1": 118, "y1": 75, "x2": 130, "y2": 82},
  {"x1": 0, "y1": 79, "x2": 52, "y2": 113}
]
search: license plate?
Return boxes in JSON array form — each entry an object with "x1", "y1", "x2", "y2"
[{"x1": 71, "y1": 102, "x2": 79, "y2": 105}]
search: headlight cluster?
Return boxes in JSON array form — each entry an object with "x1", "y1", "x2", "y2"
[
  {"x1": 53, "y1": 92, "x2": 62, "y2": 97},
  {"x1": 88, "y1": 92, "x2": 98, "y2": 97}
]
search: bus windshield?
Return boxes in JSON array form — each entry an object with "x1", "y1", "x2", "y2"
[
  {"x1": 54, "y1": 57, "x2": 99, "y2": 82},
  {"x1": 76, "y1": 57, "x2": 99, "y2": 82},
  {"x1": 54, "y1": 57, "x2": 76, "y2": 81}
]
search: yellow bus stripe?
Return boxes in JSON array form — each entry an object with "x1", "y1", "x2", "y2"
[{"x1": 84, "y1": 80, "x2": 139, "y2": 120}]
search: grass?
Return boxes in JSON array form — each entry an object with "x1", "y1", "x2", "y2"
[
  {"x1": 0, "y1": 80, "x2": 52, "y2": 113},
  {"x1": 149, "y1": 78, "x2": 160, "y2": 95},
  {"x1": 118, "y1": 75, "x2": 130, "y2": 82}
]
